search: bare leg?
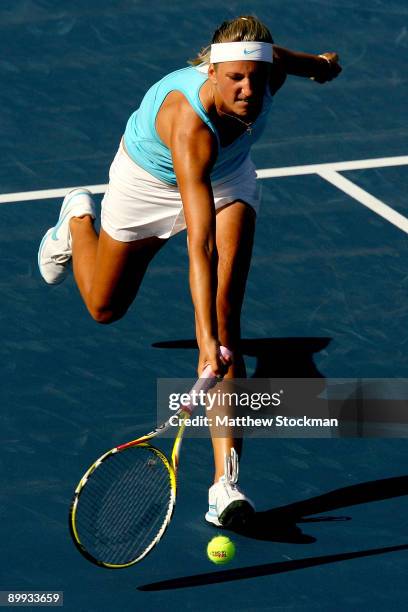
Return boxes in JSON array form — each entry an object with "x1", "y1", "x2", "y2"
[
  {"x1": 211, "y1": 201, "x2": 256, "y2": 481},
  {"x1": 69, "y1": 217, "x2": 166, "y2": 323}
]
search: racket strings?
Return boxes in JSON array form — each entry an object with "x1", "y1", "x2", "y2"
[
  {"x1": 95, "y1": 463, "x2": 168, "y2": 542},
  {"x1": 74, "y1": 446, "x2": 173, "y2": 565},
  {"x1": 77, "y1": 454, "x2": 171, "y2": 561}
]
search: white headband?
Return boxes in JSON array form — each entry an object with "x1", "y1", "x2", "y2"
[{"x1": 210, "y1": 41, "x2": 273, "y2": 64}]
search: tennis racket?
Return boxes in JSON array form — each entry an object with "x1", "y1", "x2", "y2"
[{"x1": 69, "y1": 346, "x2": 232, "y2": 569}]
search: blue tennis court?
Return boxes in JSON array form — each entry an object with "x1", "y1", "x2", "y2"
[{"x1": 1, "y1": 1, "x2": 408, "y2": 610}]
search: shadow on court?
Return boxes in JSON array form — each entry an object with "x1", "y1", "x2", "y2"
[
  {"x1": 229, "y1": 474, "x2": 408, "y2": 541},
  {"x1": 138, "y1": 543, "x2": 408, "y2": 591},
  {"x1": 139, "y1": 475, "x2": 408, "y2": 591},
  {"x1": 152, "y1": 336, "x2": 331, "y2": 378}
]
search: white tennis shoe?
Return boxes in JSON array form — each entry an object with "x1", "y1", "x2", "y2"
[
  {"x1": 38, "y1": 188, "x2": 96, "y2": 284},
  {"x1": 205, "y1": 448, "x2": 255, "y2": 528}
]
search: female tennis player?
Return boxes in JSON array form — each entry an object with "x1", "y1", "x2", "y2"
[{"x1": 38, "y1": 15, "x2": 341, "y2": 528}]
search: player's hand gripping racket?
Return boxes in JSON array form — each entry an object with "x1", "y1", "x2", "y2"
[{"x1": 69, "y1": 346, "x2": 232, "y2": 568}]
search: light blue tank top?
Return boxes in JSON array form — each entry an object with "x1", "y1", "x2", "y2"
[{"x1": 124, "y1": 66, "x2": 273, "y2": 185}]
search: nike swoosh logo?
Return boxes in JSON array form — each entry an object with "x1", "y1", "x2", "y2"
[{"x1": 243, "y1": 48, "x2": 261, "y2": 55}]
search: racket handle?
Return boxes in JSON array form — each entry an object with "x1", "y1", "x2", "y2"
[
  {"x1": 192, "y1": 345, "x2": 233, "y2": 395},
  {"x1": 201, "y1": 345, "x2": 232, "y2": 377}
]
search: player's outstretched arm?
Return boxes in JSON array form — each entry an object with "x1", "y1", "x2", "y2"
[
  {"x1": 171, "y1": 102, "x2": 224, "y2": 377},
  {"x1": 273, "y1": 45, "x2": 342, "y2": 83}
]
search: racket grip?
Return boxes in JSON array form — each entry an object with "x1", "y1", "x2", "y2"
[
  {"x1": 177, "y1": 347, "x2": 232, "y2": 416},
  {"x1": 194, "y1": 345, "x2": 233, "y2": 394},
  {"x1": 201, "y1": 345, "x2": 232, "y2": 377}
]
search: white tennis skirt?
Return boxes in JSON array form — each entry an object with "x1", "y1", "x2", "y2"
[{"x1": 101, "y1": 141, "x2": 261, "y2": 242}]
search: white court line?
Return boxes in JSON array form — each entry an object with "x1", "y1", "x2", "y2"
[
  {"x1": 1, "y1": 154, "x2": 408, "y2": 204},
  {"x1": 256, "y1": 154, "x2": 408, "y2": 179},
  {"x1": 1, "y1": 154, "x2": 407, "y2": 204},
  {"x1": 0, "y1": 154, "x2": 407, "y2": 234},
  {"x1": 0, "y1": 184, "x2": 107, "y2": 204},
  {"x1": 318, "y1": 169, "x2": 408, "y2": 235}
]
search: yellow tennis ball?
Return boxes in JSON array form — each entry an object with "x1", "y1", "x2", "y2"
[{"x1": 206, "y1": 535, "x2": 236, "y2": 565}]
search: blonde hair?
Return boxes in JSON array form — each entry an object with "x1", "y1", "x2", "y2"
[{"x1": 189, "y1": 15, "x2": 274, "y2": 66}]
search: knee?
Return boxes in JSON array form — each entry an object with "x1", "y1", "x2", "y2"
[{"x1": 88, "y1": 303, "x2": 126, "y2": 325}]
